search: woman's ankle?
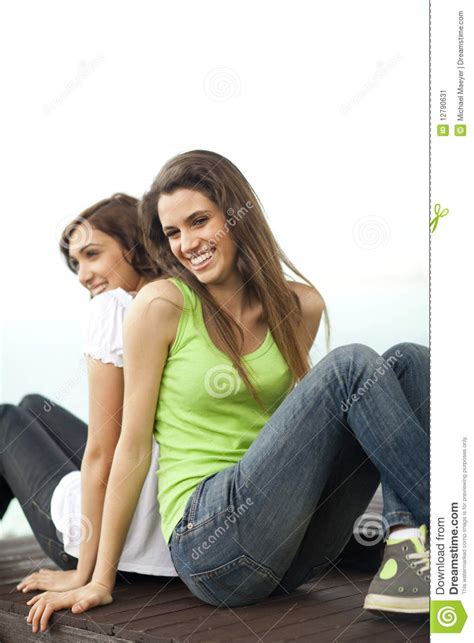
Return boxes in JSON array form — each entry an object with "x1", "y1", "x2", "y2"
[{"x1": 388, "y1": 525, "x2": 421, "y2": 541}]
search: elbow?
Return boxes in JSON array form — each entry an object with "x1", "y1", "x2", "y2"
[
  {"x1": 83, "y1": 444, "x2": 115, "y2": 471},
  {"x1": 123, "y1": 440, "x2": 153, "y2": 464},
  {"x1": 116, "y1": 436, "x2": 153, "y2": 469}
]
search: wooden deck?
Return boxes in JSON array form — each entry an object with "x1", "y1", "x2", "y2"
[{"x1": 0, "y1": 536, "x2": 429, "y2": 642}]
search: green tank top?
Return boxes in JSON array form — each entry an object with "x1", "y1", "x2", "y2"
[{"x1": 154, "y1": 277, "x2": 294, "y2": 543}]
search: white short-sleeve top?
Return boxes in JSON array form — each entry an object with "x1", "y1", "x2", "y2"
[{"x1": 50, "y1": 288, "x2": 177, "y2": 576}]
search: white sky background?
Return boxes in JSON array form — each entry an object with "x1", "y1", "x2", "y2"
[{"x1": 0, "y1": 0, "x2": 429, "y2": 409}]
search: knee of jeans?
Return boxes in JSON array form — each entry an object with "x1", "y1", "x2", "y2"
[
  {"x1": 383, "y1": 342, "x2": 429, "y2": 367},
  {"x1": 330, "y1": 343, "x2": 379, "y2": 369},
  {"x1": 19, "y1": 393, "x2": 48, "y2": 413},
  {"x1": 0, "y1": 403, "x2": 17, "y2": 420}
]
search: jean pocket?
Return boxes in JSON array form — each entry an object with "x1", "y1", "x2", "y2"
[
  {"x1": 173, "y1": 472, "x2": 224, "y2": 537},
  {"x1": 173, "y1": 479, "x2": 207, "y2": 537},
  {"x1": 189, "y1": 554, "x2": 280, "y2": 607}
]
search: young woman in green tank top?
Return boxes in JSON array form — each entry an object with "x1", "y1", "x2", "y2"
[{"x1": 27, "y1": 151, "x2": 429, "y2": 630}]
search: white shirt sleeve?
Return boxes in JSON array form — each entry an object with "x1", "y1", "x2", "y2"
[{"x1": 82, "y1": 288, "x2": 133, "y2": 367}]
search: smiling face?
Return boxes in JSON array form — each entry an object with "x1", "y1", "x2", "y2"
[
  {"x1": 68, "y1": 226, "x2": 142, "y2": 296},
  {"x1": 158, "y1": 188, "x2": 239, "y2": 286}
]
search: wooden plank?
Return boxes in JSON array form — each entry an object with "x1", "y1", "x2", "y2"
[
  {"x1": 0, "y1": 570, "x2": 371, "y2": 641},
  {"x1": 199, "y1": 598, "x2": 372, "y2": 642},
  {"x1": 214, "y1": 595, "x2": 373, "y2": 642},
  {"x1": 139, "y1": 583, "x2": 371, "y2": 641},
  {"x1": 267, "y1": 610, "x2": 428, "y2": 643},
  {"x1": 0, "y1": 577, "x2": 190, "y2": 639},
  {"x1": 0, "y1": 552, "x2": 50, "y2": 569},
  {"x1": 90, "y1": 589, "x2": 202, "y2": 624},
  {"x1": 0, "y1": 609, "x2": 137, "y2": 643},
  {"x1": 0, "y1": 596, "x2": 114, "y2": 638},
  {"x1": 330, "y1": 614, "x2": 429, "y2": 642},
  {"x1": 96, "y1": 568, "x2": 370, "y2": 625},
  {"x1": 0, "y1": 537, "x2": 41, "y2": 555},
  {"x1": 0, "y1": 532, "x2": 429, "y2": 643},
  {"x1": 210, "y1": 607, "x2": 376, "y2": 642},
  {"x1": 411, "y1": 630, "x2": 431, "y2": 641},
  {"x1": 348, "y1": 614, "x2": 430, "y2": 641},
  {"x1": 301, "y1": 568, "x2": 373, "y2": 589}
]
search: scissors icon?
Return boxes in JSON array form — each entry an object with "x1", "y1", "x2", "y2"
[{"x1": 430, "y1": 203, "x2": 449, "y2": 233}]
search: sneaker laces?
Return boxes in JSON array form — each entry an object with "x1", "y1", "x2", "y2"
[{"x1": 407, "y1": 549, "x2": 430, "y2": 575}]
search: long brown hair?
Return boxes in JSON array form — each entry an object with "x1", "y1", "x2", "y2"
[
  {"x1": 140, "y1": 150, "x2": 330, "y2": 402},
  {"x1": 60, "y1": 193, "x2": 162, "y2": 280}
]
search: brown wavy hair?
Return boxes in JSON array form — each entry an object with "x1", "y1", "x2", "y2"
[
  {"x1": 60, "y1": 193, "x2": 163, "y2": 280},
  {"x1": 140, "y1": 150, "x2": 330, "y2": 403}
]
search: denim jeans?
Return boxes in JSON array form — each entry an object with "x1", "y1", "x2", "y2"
[
  {"x1": 0, "y1": 394, "x2": 85, "y2": 569},
  {"x1": 169, "y1": 342, "x2": 429, "y2": 607}
]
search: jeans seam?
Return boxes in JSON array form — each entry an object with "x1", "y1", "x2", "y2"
[
  {"x1": 384, "y1": 511, "x2": 417, "y2": 519},
  {"x1": 384, "y1": 511, "x2": 418, "y2": 531},
  {"x1": 178, "y1": 507, "x2": 231, "y2": 540},
  {"x1": 188, "y1": 479, "x2": 205, "y2": 524},
  {"x1": 191, "y1": 555, "x2": 281, "y2": 605},
  {"x1": 31, "y1": 499, "x2": 53, "y2": 522}
]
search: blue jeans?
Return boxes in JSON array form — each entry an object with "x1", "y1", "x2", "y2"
[{"x1": 168, "y1": 342, "x2": 429, "y2": 607}]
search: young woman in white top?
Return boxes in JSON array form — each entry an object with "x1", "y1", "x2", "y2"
[{"x1": 0, "y1": 194, "x2": 176, "y2": 597}]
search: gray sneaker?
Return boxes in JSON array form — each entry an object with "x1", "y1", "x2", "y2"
[{"x1": 364, "y1": 525, "x2": 429, "y2": 614}]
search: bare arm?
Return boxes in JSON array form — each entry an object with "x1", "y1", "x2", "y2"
[
  {"x1": 288, "y1": 281, "x2": 325, "y2": 354},
  {"x1": 76, "y1": 359, "x2": 124, "y2": 581},
  {"x1": 18, "y1": 359, "x2": 124, "y2": 592}
]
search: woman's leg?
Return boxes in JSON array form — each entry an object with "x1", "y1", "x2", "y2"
[
  {"x1": 273, "y1": 342, "x2": 430, "y2": 594},
  {"x1": 362, "y1": 343, "x2": 430, "y2": 613},
  {"x1": 169, "y1": 343, "x2": 429, "y2": 607},
  {"x1": 378, "y1": 343, "x2": 429, "y2": 530},
  {"x1": 271, "y1": 433, "x2": 380, "y2": 595},
  {"x1": 0, "y1": 400, "x2": 86, "y2": 569},
  {"x1": 1, "y1": 394, "x2": 87, "y2": 518},
  {"x1": 19, "y1": 394, "x2": 87, "y2": 467}
]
